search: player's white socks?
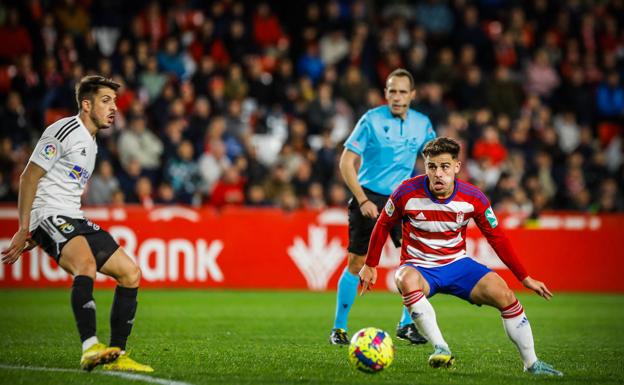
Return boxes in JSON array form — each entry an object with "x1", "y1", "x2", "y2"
[
  {"x1": 82, "y1": 336, "x2": 99, "y2": 352},
  {"x1": 501, "y1": 299, "x2": 538, "y2": 368},
  {"x1": 403, "y1": 290, "x2": 448, "y2": 349}
]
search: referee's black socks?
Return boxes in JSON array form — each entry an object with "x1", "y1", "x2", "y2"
[
  {"x1": 109, "y1": 286, "x2": 138, "y2": 350},
  {"x1": 71, "y1": 275, "x2": 97, "y2": 343}
]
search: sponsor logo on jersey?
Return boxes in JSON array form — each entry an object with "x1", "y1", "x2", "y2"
[
  {"x1": 39, "y1": 143, "x2": 57, "y2": 160},
  {"x1": 456, "y1": 211, "x2": 464, "y2": 224},
  {"x1": 59, "y1": 223, "x2": 75, "y2": 234},
  {"x1": 485, "y1": 207, "x2": 498, "y2": 228},
  {"x1": 80, "y1": 148, "x2": 86, "y2": 156},
  {"x1": 385, "y1": 199, "x2": 395, "y2": 216},
  {"x1": 415, "y1": 212, "x2": 426, "y2": 220},
  {"x1": 86, "y1": 220, "x2": 100, "y2": 230},
  {"x1": 69, "y1": 165, "x2": 91, "y2": 186}
]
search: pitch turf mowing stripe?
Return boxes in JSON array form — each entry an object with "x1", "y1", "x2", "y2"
[{"x1": 0, "y1": 364, "x2": 193, "y2": 385}]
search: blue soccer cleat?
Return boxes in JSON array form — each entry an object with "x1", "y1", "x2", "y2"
[
  {"x1": 525, "y1": 360, "x2": 563, "y2": 376},
  {"x1": 428, "y1": 345, "x2": 455, "y2": 368}
]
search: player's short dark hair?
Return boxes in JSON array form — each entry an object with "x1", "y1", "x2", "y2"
[
  {"x1": 422, "y1": 137, "x2": 461, "y2": 159},
  {"x1": 75, "y1": 75, "x2": 120, "y2": 110},
  {"x1": 386, "y1": 68, "x2": 415, "y2": 90}
]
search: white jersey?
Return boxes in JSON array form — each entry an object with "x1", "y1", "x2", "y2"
[{"x1": 28, "y1": 115, "x2": 97, "y2": 231}]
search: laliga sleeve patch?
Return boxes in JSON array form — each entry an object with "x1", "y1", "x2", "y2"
[
  {"x1": 385, "y1": 199, "x2": 395, "y2": 216},
  {"x1": 485, "y1": 207, "x2": 498, "y2": 228},
  {"x1": 39, "y1": 143, "x2": 57, "y2": 160}
]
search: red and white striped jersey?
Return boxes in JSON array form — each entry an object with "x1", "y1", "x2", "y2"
[{"x1": 365, "y1": 175, "x2": 528, "y2": 281}]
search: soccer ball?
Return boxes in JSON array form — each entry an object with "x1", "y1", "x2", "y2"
[{"x1": 348, "y1": 327, "x2": 395, "y2": 373}]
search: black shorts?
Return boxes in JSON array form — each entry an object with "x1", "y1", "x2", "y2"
[
  {"x1": 347, "y1": 188, "x2": 402, "y2": 255},
  {"x1": 31, "y1": 215, "x2": 119, "y2": 270}
]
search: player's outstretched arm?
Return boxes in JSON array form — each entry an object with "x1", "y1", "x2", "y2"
[
  {"x1": 1, "y1": 162, "x2": 45, "y2": 264},
  {"x1": 359, "y1": 265, "x2": 377, "y2": 296},
  {"x1": 522, "y1": 276, "x2": 553, "y2": 300}
]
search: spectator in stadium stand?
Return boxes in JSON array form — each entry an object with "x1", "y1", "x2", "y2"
[
  {"x1": 0, "y1": 7, "x2": 33, "y2": 61},
  {"x1": 329, "y1": 69, "x2": 434, "y2": 346},
  {"x1": 429, "y1": 47, "x2": 458, "y2": 93},
  {"x1": 139, "y1": 56, "x2": 168, "y2": 102},
  {"x1": 186, "y1": 96, "x2": 212, "y2": 155},
  {"x1": 524, "y1": 49, "x2": 560, "y2": 102},
  {"x1": 154, "y1": 182, "x2": 176, "y2": 205},
  {"x1": 117, "y1": 114, "x2": 163, "y2": 178},
  {"x1": 472, "y1": 125, "x2": 508, "y2": 168},
  {"x1": 486, "y1": 66, "x2": 524, "y2": 118},
  {"x1": 164, "y1": 140, "x2": 202, "y2": 205},
  {"x1": 157, "y1": 36, "x2": 188, "y2": 80},
  {"x1": 210, "y1": 166, "x2": 246, "y2": 208},
  {"x1": 414, "y1": 83, "x2": 449, "y2": 129},
  {"x1": 596, "y1": 71, "x2": 624, "y2": 121},
  {"x1": 302, "y1": 182, "x2": 327, "y2": 210},
  {"x1": 117, "y1": 158, "x2": 144, "y2": 204},
  {"x1": 133, "y1": 176, "x2": 155, "y2": 209},
  {"x1": 252, "y1": 2, "x2": 283, "y2": 49},
  {"x1": 85, "y1": 159, "x2": 119, "y2": 206},
  {"x1": 307, "y1": 82, "x2": 337, "y2": 136},
  {"x1": 0, "y1": 92, "x2": 32, "y2": 148},
  {"x1": 298, "y1": 43, "x2": 325, "y2": 84},
  {"x1": 199, "y1": 138, "x2": 231, "y2": 195}
]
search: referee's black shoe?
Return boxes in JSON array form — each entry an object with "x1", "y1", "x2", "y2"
[
  {"x1": 329, "y1": 328, "x2": 349, "y2": 345},
  {"x1": 396, "y1": 323, "x2": 428, "y2": 344}
]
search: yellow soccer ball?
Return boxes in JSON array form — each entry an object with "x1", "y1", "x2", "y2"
[{"x1": 348, "y1": 327, "x2": 395, "y2": 373}]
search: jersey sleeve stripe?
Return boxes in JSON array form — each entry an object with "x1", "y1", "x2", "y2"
[
  {"x1": 457, "y1": 186, "x2": 489, "y2": 206},
  {"x1": 53, "y1": 119, "x2": 76, "y2": 139},
  {"x1": 457, "y1": 181, "x2": 489, "y2": 202},
  {"x1": 54, "y1": 119, "x2": 78, "y2": 141},
  {"x1": 57, "y1": 125, "x2": 78, "y2": 142},
  {"x1": 394, "y1": 180, "x2": 424, "y2": 201}
]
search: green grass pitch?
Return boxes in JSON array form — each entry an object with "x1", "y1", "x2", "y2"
[{"x1": 0, "y1": 289, "x2": 623, "y2": 385}]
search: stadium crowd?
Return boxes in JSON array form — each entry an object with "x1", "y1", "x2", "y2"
[{"x1": 0, "y1": 0, "x2": 623, "y2": 217}]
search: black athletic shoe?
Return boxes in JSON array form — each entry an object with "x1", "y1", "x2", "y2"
[
  {"x1": 329, "y1": 328, "x2": 349, "y2": 345},
  {"x1": 396, "y1": 323, "x2": 428, "y2": 344}
]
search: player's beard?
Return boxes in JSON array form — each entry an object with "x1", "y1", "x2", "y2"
[{"x1": 90, "y1": 109, "x2": 111, "y2": 130}]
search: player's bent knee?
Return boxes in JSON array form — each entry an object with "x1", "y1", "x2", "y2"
[
  {"x1": 119, "y1": 265, "x2": 141, "y2": 288},
  {"x1": 394, "y1": 267, "x2": 422, "y2": 294},
  {"x1": 499, "y1": 288, "x2": 517, "y2": 308}
]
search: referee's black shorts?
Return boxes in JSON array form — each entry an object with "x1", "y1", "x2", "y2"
[
  {"x1": 347, "y1": 188, "x2": 402, "y2": 256},
  {"x1": 31, "y1": 215, "x2": 119, "y2": 270}
]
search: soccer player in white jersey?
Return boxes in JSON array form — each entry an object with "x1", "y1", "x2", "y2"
[
  {"x1": 359, "y1": 137, "x2": 563, "y2": 376},
  {"x1": 1, "y1": 75, "x2": 153, "y2": 373}
]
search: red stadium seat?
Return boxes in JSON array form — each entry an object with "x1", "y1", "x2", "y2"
[{"x1": 44, "y1": 108, "x2": 71, "y2": 127}]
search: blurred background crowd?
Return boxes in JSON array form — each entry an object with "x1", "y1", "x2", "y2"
[{"x1": 0, "y1": 0, "x2": 623, "y2": 217}]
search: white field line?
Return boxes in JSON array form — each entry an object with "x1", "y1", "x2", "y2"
[{"x1": 0, "y1": 363, "x2": 194, "y2": 385}]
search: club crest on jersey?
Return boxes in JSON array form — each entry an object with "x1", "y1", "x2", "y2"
[
  {"x1": 69, "y1": 164, "x2": 90, "y2": 186},
  {"x1": 485, "y1": 207, "x2": 498, "y2": 228},
  {"x1": 39, "y1": 143, "x2": 57, "y2": 160},
  {"x1": 385, "y1": 199, "x2": 395, "y2": 216},
  {"x1": 59, "y1": 223, "x2": 75, "y2": 234},
  {"x1": 456, "y1": 211, "x2": 464, "y2": 224}
]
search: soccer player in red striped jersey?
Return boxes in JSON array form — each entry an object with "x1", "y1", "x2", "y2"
[{"x1": 359, "y1": 137, "x2": 563, "y2": 376}]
